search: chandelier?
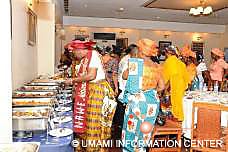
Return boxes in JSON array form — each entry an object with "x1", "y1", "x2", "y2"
[{"x1": 189, "y1": 0, "x2": 213, "y2": 16}]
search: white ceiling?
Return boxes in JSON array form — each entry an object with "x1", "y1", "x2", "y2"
[{"x1": 64, "y1": 0, "x2": 228, "y2": 25}]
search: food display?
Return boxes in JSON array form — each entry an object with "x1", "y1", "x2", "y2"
[
  {"x1": 12, "y1": 98, "x2": 53, "y2": 106},
  {"x1": 28, "y1": 82, "x2": 59, "y2": 86},
  {"x1": 13, "y1": 106, "x2": 51, "y2": 131},
  {"x1": 13, "y1": 107, "x2": 50, "y2": 119},
  {"x1": 20, "y1": 85, "x2": 58, "y2": 91},
  {"x1": 13, "y1": 91, "x2": 55, "y2": 98}
]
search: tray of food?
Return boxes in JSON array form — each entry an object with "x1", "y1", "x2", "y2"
[
  {"x1": 12, "y1": 106, "x2": 51, "y2": 131},
  {"x1": 13, "y1": 91, "x2": 55, "y2": 98},
  {"x1": 26, "y1": 82, "x2": 59, "y2": 86},
  {"x1": 12, "y1": 98, "x2": 54, "y2": 106},
  {"x1": 20, "y1": 85, "x2": 59, "y2": 91},
  {"x1": 13, "y1": 106, "x2": 51, "y2": 119},
  {"x1": 0, "y1": 142, "x2": 40, "y2": 152}
]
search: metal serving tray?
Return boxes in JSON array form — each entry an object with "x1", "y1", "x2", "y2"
[
  {"x1": 20, "y1": 85, "x2": 59, "y2": 91},
  {"x1": 13, "y1": 106, "x2": 51, "y2": 131},
  {"x1": 26, "y1": 82, "x2": 59, "y2": 86},
  {"x1": 13, "y1": 118, "x2": 48, "y2": 131},
  {"x1": 13, "y1": 106, "x2": 51, "y2": 119},
  {"x1": 12, "y1": 97, "x2": 54, "y2": 107},
  {"x1": 13, "y1": 91, "x2": 55, "y2": 98}
]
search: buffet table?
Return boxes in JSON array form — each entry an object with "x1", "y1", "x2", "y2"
[
  {"x1": 12, "y1": 78, "x2": 74, "y2": 152},
  {"x1": 182, "y1": 91, "x2": 228, "y2": 139},
  {"x1": 14, "y1": 111, "x2": 73, "y2": 152}
]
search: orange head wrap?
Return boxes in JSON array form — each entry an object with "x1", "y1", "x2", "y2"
[
  {"x1": 137, "y1": 39, "x2": 158, "y2": 57},
  {"x1": 211, "y1": 48, "x2": 224, "y2": 58},
  {"x1": 181, "y1": 44, "x2": 196, "y2": 58}
]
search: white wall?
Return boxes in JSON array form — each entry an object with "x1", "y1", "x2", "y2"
[
  {"x1": 0, "y1": 0, "x2": 12, "y2": 143},
  {"x1": 12, "y1": 0, "x2": 55, "y2": 89},
  {"x1": 12, "y1": 0, "x2": 38, "y2": 90},
  {"x1": 220, "y1": 25, "x2": 228, "y2": 49},
  {"x1": 59, "y1": 26, "x2": 224, "y2": 65},
  {"x1": 36, "y1": 3, "x2": 55, "y2": 76},
  {"x1": 63, "y1": 16, "x2": 226, "y2": 33}
]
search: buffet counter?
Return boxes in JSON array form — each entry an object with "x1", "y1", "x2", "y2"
[
  {"x1": 14, "y1": 111, "x2": 73, "y2": 152},
  {"x1": 12, "y1": 77, "x2": 74, "y2": 152},
  {"x1": 182, "y1": 91, "x2": 228, "y2": 139}
]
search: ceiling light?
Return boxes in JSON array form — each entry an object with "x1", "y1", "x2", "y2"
[
  {"x1": 119, "y1": 7, "x2": 124, "y2": 11},
  {"x1": 189, "y1": 0, "x2": 213, "y2": 16},
  {"x1": 203, "y1": 6, "x2": 213, "y2": 15},
  {"x1": 115, "y1": 7, "x2": 125, "y2": 13}
]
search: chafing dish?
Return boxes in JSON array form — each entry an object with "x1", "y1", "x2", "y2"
[
  {"x1": 13, "y1": 91, "x2": 55, "y2": 98},
  {"x1": 12, "y1": 98, "x2": 54, "y2": 106},
  {"x1": 26, "y1": 82, "x2": 59, "y2": 86},
  {"x1": 13, "y1": 106, "x2": 51, "y2": 131},
  {"x1": 20, "y1": 85, "x2": 59, "y2": 91}
]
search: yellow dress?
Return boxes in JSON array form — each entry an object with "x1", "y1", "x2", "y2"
[{"x1": 163, "y1": 56, "x2": 190, "y2": 121}]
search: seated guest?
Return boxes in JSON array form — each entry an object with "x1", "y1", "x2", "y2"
[
  {"x1": 209, "y1": 48, "x2": 228, "y2": 91},
  {"x1": 65, "y1": 40, "x2": 116, "y2": 152},
  {"x1": 121, "y1": 39, "x2": 165, "y2": 152},
  {"x1": 163, "y1": 45, "x2": 190, "y2": 122}
]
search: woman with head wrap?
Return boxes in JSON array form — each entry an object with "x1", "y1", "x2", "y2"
[
  {"x1": 65, "y1": 40, "x2": 116, "y2": 152},
  {"x1": 163, "y1": 45, "x2": 190, "y2": 122},
  {"x1": 209, "y1": 48, "x2": 228, "y2": 91},
  {"x1": 181, "y1": 45, "x2": 198, "y2": 90},
  {"x1": 102, "y1": 46, "x2": 119, "y2": 96},
  {"x1": 121, "y1": 39, "x2": 165, "y2": 152}
]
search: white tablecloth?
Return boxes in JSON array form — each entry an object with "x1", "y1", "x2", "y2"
[{"x1": 182, "y1": 91, "x2": 228, "y2": 139}]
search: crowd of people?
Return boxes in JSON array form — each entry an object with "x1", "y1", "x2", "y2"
[{"x1": 59, "y1": 38, "x2": 228, "y2": 152}]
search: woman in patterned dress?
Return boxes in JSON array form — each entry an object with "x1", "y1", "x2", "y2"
[
  {"x1": 65, "y1": 40, "x2": 116, "y2": 152},
  {"x1": 121, "y1": 39, "x2": 165, "y2": 152},
  {"x1": 102, "y1": 46, "x2": 119, "y2": 96}
]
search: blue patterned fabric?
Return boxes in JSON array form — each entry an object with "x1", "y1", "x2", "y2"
[
  {"x1": 191, "y1": 76, "x2": 200, "y2": 91},
  {"x1": 121, "y1": 58, "x2": 160, "y2": 152}
]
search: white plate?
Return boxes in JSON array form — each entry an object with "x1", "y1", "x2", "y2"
[
  {"x1": 49, "y1": 128, "x2": 73, "y2": 137},
  {"x1": 59, "y1": 100, "x2": 72, "y2": 104},
  {"x1": 53, "y1": 116, "x2": 72, "y2": 123},
  {"x1": 55, "y1": 107, "x2": 71, "y2": 112}
]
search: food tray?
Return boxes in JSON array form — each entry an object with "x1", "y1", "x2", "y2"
[
  {"x1": 12, "y1": 106, "x2": 51, "y2": 131},
  {"x1": 27, "y1": 82, "x2": 59, "y2": 86},
  {"x1": 13, "y1": 91, "x2": 55, "y2": 98},
  {"x1": 12, "y1": 98, "x2": 54, "y2": 106},
  {"x1": 13, "y1": 106, "x2": 51, "y2": 119},
  {"x1": 20, "y1": 85, "x2": 59, "y2": 91}
]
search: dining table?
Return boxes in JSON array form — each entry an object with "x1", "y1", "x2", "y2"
[{"x1": 182, "y1": 91, "x2": 228, "y2": 139}]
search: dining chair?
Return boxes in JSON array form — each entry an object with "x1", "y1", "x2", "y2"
[{"x1": 190, "y1": 102, "x2": 228, "y2": 152}]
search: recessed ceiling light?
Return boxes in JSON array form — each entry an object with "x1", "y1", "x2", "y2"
[
  {"x1": 84, "y1": 4, "x2": 88, "y2": 8},
  {"x1": 116, "y1": 7, "x2": 125, "y2": 12}
]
